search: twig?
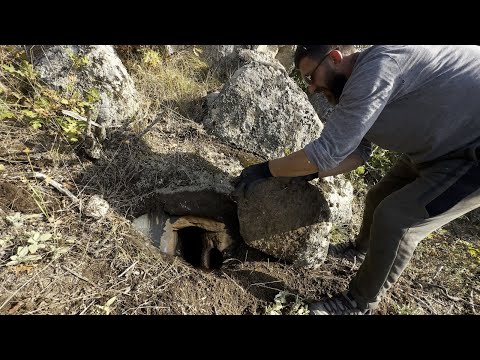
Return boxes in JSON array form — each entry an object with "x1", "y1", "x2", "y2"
[
  {"x1": 433, "y1": 266, "x2": 443, "y2": 279},
  {"x1": 428, "y1": 283, "x2": 463, "y2": 302},
  {"x1": 409, "y1": 292, "x2": 437, "y2": 314},
  {"x1": 249, "y1": 283, "x2": 285, "y2": 293},
  {"x1": 24, "y1": 294, "x2": 101, "y2": 315},
  {"x1": 61, "y1": 265, "x2": 99, "y2": 288},
  {"x1": 136, "y1": 112, "x2": 165, "y2": 139},
  {"x1": 428, "y1": 283, "x2": 479, "y2": 310},
  {"x1": 221, "y1": 271, "x2": 246, "y2": 293},
  {"x1": 118, "y1": 261, "x2": 138, "y2": 278},
  {"x1": 123, "y1": 305, "x2": 169, "y2": 314},
  {"x1": 27, "y1": 171, "x2": 80, "y2": 204},
  {"x1": 471, "y1": 290, "x2": 477, "y2": 315},
  {"x1": 61, "y1": 110, "x2": 101, "y2": 127},
  {"x1": 250, "y1": 280, "x2": 283, "y2": 286},
  {"x1": 79, "y1": 300, "x2": 96, "y2": 315},
  {"x1": 0, "y1": 157, "x2": 30, "y2": 164}
]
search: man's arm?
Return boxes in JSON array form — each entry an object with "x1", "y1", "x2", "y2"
[
  {"x1": 233, "y1": 149, "x2": 364, "y2": 198},
  {"x1": 268, "y1": 149, "x2": 364, "y2": 178}
]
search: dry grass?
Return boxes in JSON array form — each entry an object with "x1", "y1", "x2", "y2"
[{"x1": 118, "y1": 46, "x2": 222, "y2": 131}]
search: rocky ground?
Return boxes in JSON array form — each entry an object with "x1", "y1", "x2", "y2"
[{"x1": 1, "y1": 113, "x2": 478, "y2": 315}]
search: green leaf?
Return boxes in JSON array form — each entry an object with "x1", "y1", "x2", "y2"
[
  {"x1": 78, "y1": 101, "x2": 92, "y2": 108},
  {"x1": 21, "y1": 109, "x2": 37, "y2": 119},
  {"x1": 28, "y1": 243, "x2": 39, "y2": 253},
  {"x1": 39, "y1": 233, "x2": 52, "y2": 241},
  {"x1": 32, "y1": 232, "x2": 40, "y2": 241},
  {"x1": 10, "y1": 92, "x2": 24, "y2": 100},
  {"x1": 17, "y1": 246, "x2": 29, "y2": 257},
  {"x1": 1, "y1": 64, "x2": 17, "y2": 74},
  {"x1": 31, "y1": 121, "x2": 42, "y2": 129},
  {"x1": 6, "y1": 260, "x2": 19, "y2": 266},
  {"x1": 356, "y1": 166, "x2": 365, "y2": 175},
  {"x1": 23, "y1": 254, "x2": 42, "y2": 262},
  {"x1": 0, "y1": 111, "x2": 14, "y2": 121},
  {"x1": 105, "y1": 296, "x2": 117, "y2": 307}
]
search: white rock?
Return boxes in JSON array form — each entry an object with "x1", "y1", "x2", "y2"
[{"x1": 84, "y1": 195, "x2": 109, "y2": 219}]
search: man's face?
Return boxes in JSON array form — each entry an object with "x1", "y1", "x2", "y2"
[{"x1": 299, "y1": 54, "x2": 348, "y2": 105}]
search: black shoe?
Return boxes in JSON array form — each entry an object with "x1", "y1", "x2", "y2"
[
  {"x1": 328, "y1": 240, "x2": 366, "y2": 265},
  {"x1": 309, "y1": 291, "x2": 371, "y2": 315}
]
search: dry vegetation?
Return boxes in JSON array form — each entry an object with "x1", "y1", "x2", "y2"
[{"x1": 0, "y1": 45, "x2": 478, "y2": 315}]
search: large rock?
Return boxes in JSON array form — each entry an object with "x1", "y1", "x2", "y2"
[
  {"x1": 124, "y1": 133, "x2": 245, "y2": 238},
  {"x1": 30, "y1": 45, "x2": 139, "y2": 129},
  {"x1": 275, "y1": 45, "x2": 297, "y2": 74},
  {"x1": 309, "y1": 93, "x2": 335, "y2": 122},
  {"x1": 319, "y1": 176, "x2": 354, "y2": 225},
  {"x1": 237, "y1": 176, "x2": 353, "y2": 269},
  {"x1": 197, "y1": 45, "x2": 253, "y2": 78},
  {"x1": 203, "y1": 52, "x2": 323, "y2": 159}
]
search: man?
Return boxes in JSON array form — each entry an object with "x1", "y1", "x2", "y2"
[{"x1": 233, "y1": 45, "x2": 480, "y2": 315}]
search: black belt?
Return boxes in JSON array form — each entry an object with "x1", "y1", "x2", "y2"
[
  {"x1": 465, "y1": 146, "x2": 480, "y2": 162},
  {"x1": 424, "y1": 145, "x2": 480, "y2": 165}
]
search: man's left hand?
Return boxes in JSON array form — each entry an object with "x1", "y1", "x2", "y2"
[{"x1": 232, "y1": 161, "x2": 272, "y2": 198}]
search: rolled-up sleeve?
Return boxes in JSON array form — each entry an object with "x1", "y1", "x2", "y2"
[
  {"x1": 304, "y1": 53, "x2": 401, "y2": 172},
  {"x1": 352, "y1": 138, "x2": 373, "y2": 163}
]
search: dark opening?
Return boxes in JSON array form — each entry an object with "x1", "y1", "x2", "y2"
[
  {"x1": 177, "y1": 227, "x2": 205, "y2": 268},
  {"x1": 176, "y1": 227, "x2": 224, "y2": 270},
  {"x1": 206, "y1": 248, "x2": 223, "y2": 270}
]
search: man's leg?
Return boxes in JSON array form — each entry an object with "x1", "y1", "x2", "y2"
[
  {"x1": 329, "y1": 156, "x2": 417, "y2": 259},
  {"x1": 349, "y1": 157, "x2": 480, "y2": 311},
  {"x1": 354, "y1": 156, "x2": 418, "y2": 252}
]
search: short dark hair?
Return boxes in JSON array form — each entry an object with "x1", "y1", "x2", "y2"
[{"x1": 294, "y1": 45, "x2": 356, "y2": 68}]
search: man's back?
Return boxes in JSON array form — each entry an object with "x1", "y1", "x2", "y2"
[
  {"x1": 304, "y1": 45, "x2": 480, "y2": 171},
  {"x1": 359, "y1": 45, "x2": 480, "y2": 162}
]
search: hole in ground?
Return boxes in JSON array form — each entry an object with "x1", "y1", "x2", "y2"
[
  {"x1": 177, "y1": 227, "x2": 204, "y2": 268},
  {"x1": 177, "y1": 226, "x2": 223, "y2": 270}
]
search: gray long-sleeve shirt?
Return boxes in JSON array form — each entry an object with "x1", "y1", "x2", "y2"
[{"x1": 304, "y1": 45, "x2": 480, "y2": 172}]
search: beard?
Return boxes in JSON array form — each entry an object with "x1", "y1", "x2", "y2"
[{"x1": 316, "y1": 72, "x2": 348, "y2": 105}]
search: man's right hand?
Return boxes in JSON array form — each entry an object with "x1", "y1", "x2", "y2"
[{"x1": 291, "y1": 172, "x2": 319, "y2": 183}]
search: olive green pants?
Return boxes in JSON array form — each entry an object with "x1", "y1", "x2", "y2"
[{"x1": 349, "y1": 151, "x2": 480, "y2": 311}]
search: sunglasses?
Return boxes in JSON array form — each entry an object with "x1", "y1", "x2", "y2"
[{"x1": 303, "y1": 50, "x2": 333, "y2": 85}]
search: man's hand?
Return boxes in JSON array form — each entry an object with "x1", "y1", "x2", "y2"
[
  {"x1": 232, "y1": 161, "x2": 273, "y2": 198},
  {"x1": 291, "y1": 172, "x2": 319, "y2": 183}
]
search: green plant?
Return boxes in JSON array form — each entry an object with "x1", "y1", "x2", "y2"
[
  {"x1": 3, "y1": 230, "x2": 70, "y2": 266},
  {"x1": 141, "y1": 49, "x2": 162, "y2": 68},
  {"x1": 5, "y1": 212, "x2": 24, "y2": 227},
  {"x1": 290, "y1": 68, "x2": 308, "y2": 92},
  {"x1": 66, "y1": 49, "x2": 90, "y2": 68},
  {"x1": 394, "y1": 303, "x2": 423, "y2": 315},
  {"x1": 364, "y1": 145, "x2": 400, "y2": 184},
  {"x1": 283, "y1": 147, "x2": 292, "y2": 156},
  {"x1": 265, "y1": 291, "x2": 309, "y2": 315},
  {"x1": 93, "y1": 296, "x2": 117, "y2": 315},
  {"x1": 0, "y1": 48, "x2": 98, "y2": 142},
  {"x1": 458, "y1": 240, "x2": 480, "y2": 264},
  {"x1": 6, "y1": 231, "x2": 51, "y2": 266}
]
